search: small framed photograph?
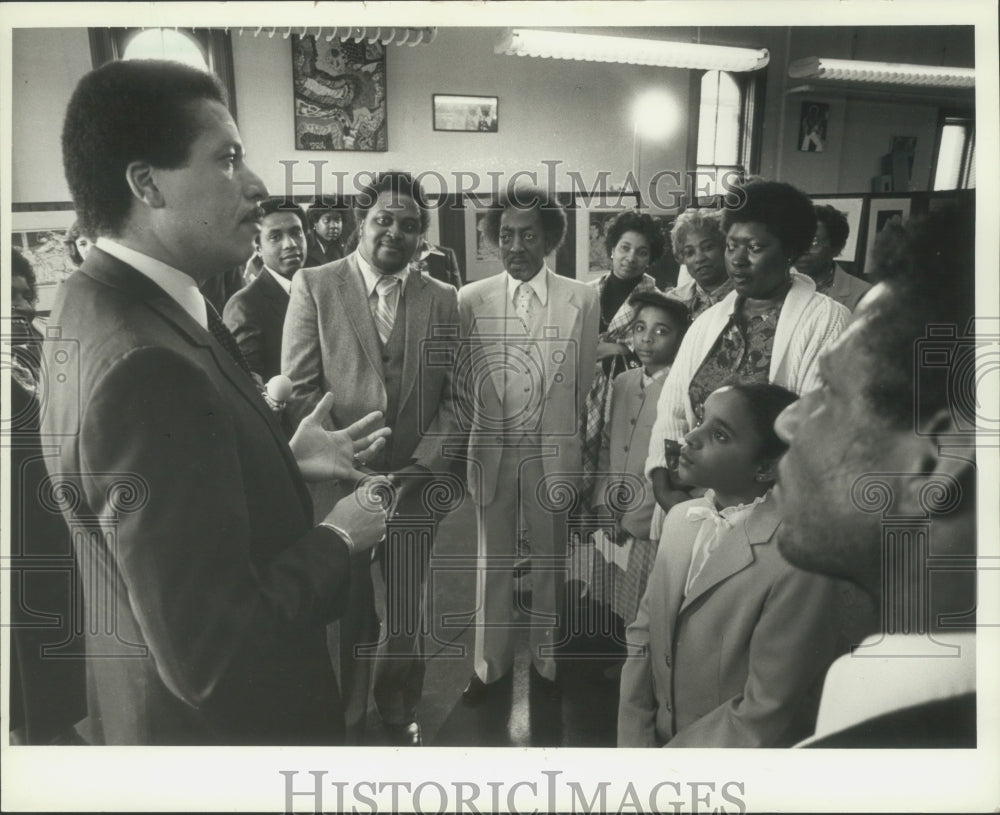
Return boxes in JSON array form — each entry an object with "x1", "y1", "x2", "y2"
[
  {"x1": 433, "y1": 94, "x2": 498, "y2": 132},
  {"x1": 798, "y1": 101, "x2": 829, "y2": 152},
  {"x1": 863, "y1": 197, "x2": 912, "y2": 275}
]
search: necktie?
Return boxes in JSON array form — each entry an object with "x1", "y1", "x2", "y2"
[
  {"x1": 373, "y1": 275, "x2": 401, "y2": 344},
  {"x1": 205, "y1": 298, "x2": 254, "y2": 380},
  {"x1": 514, "y1": 282, "x2": 537, "y2": 334},
  {"x1": 684, "y1": 504, "x2": 733, "y2": 595}
]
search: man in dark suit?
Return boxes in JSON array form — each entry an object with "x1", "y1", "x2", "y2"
[
  {"x1": 283, "y1": 171, "x2": 463, "y2": 745},
  {"x1": 774, "y1": 203, "x2": 976, "y2": 748},
  {"x1": 410, "y1": 237, "x2": 463, "y2": 288},
  {"x1": 223, "y1": 198, "x2": 308, "y2": 381},
  {"x1": 305, "y1": 196, "x2": 350, "y2": 267},
  {"x1": 42, "y1": 58, "x2": 392, "y2": 745}
]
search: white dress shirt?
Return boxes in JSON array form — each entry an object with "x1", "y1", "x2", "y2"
[
  {"x1": 96, "y1": 237, "x2": 207, "y2": 330},
  {"x1": 265, "y1": 266, "x2": 293, "y2": 295}
]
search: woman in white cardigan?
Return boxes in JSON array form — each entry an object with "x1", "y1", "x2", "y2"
[{"x1": 646, "y1": 181, "x2": 850, "y2": 519}]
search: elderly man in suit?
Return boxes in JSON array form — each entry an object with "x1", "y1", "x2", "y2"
[
  {"x1": 223, "y1": 197, "x2": 308, "y2": 381},
  {"x1": 42, "y1": 59, "x2": 391, "y2": 745},
  {"x1": 457, "y1": 187, "x2": 600, "y2": 703},
  {"x1": 283, "y1": 171, "x2": 462, "y2": 745}
]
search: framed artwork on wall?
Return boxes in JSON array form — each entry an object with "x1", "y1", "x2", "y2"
[
  {"x1": 863, "y1": 197, "x2": 911, "y2": 276},
  {"x1": 9, "y1": 209, "x2": 78, "y2": 314},
  {"x1": 291, "y1": 35, "x2": 387, "y2": 151},
  {"x1": 432, "y1": 94, "x2": 498, "y2": 132},
  {"x1": 811, "y1": 196, "x2": 865, "y2": 263},
  {"x1": 798, "y1": 101, "x2": 829, "y2": 152}
]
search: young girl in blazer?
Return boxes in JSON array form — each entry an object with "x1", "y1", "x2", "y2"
[{"x1": 618, "y1": 383, "x2": 839, "y2": 747}]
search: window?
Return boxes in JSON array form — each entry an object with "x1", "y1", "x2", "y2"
[
  {"x1": 933, "y1": 116, "x2": 975, "y2": 190},
  {"x1": 693, "y1": 69, "x2": 764, "y2": 197},
  {"x1": 89, "y1": 28, "x2": 237, "y2": 120},
  {"x1": 121, "y1": 29, "x2": 208, "y2": 70}
]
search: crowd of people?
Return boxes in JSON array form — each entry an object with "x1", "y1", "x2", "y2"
[{"x1": 7, "y1": 57, "x2": 978, "y2": 750}]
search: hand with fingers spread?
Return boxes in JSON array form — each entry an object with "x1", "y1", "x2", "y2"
[{"x1": 289, "y1": 394, "x2": 391, "y2": 482}]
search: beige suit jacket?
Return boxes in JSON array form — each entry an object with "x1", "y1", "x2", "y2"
[
  {"x1": 456, "y1": 270, "x2": 600, "y2": 506},
  {"x1": 618, "y1": 492, "x2": 839, "y2": 747},
  {"x1": 282, "y1": 253, "x2": 462, "y2": 477}
]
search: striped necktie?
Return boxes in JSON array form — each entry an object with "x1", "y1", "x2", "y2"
[
  {"x1": 205, "y1": 298, "x2": 254, "y2": 380},
  {"x1": 373, "y1": 275, "x2": 401, "y2": 344}
]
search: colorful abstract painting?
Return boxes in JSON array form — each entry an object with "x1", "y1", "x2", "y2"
[{"x1": 292, "y1": 35, "x2": 387, "y2": 152}]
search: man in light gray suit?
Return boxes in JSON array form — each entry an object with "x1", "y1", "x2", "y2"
[
  {"x1": 283, "y1": 171, "x2": 462, "y2": 745},
  {"x1": 457, "y1": 188, "x2": 600, "y2": 703}
]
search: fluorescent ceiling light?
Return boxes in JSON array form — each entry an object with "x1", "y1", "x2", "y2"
[
  {"x1": 497, "y1": 28, "x2": 769, "y2": 72},
  {"x1": 238, "y1": 27, "x2": 437, "y2": 46},
  {"x1": 788, "y1": 57, "x2": 974, "y2": 88}
]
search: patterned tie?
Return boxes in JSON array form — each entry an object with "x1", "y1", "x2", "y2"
[
  {"x1": 205, "y1": 298, "x2": 254, "y2": 380},
  {"x1": 373, "y1": 275, "x2": 401, "y2": 344},
  {"x1": 514, "y1": 282, "x2": 537, "y2": 334}
]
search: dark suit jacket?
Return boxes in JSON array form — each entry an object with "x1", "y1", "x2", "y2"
[
  {"x1": 40, "y1": 248, "x2": 354, "y2": 745},
  {"x1": 414, "y1": 245, "x2": 463, "y2": 288},
  {"x1": 305, "y1": 233, "x2": 344, "y2": 268},
  {"x1": 222, "y1": 268, "x2": 290, "y2": 381}
]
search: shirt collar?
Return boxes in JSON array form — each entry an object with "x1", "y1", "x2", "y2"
[
  {"x1": 96, "y1": 237, "x2": 207, "y2": 330},
  {"x1": 642, "y1": 365, "x2": 670, "y2": 387},
  {"x1": 506, "y1": 264, "x2": 550, "y2": 308},
  {"x1": 356, "y1": 249, "x2": 409, "y2": 297},
  {"x1": 265, "y1": 266, "x2": 293, "y2": 295},
  {"x1": 417, "y1": 241, "x2": 445, "y2": 261}
]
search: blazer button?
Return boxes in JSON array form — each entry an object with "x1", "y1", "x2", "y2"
[
  {"x1": 382, "y1": 355, "x2": 390, "y2": 363},
  {"x1": 623, "y1": 445, "x2": 629, "y2": 452},
  {"x1": 629, "y1": 418, "x2": 636, "y2": 425},
  {"x1": 665, "y1": 654, "x2": 671, "y2": 668},
  {"x1": 665, "y1": 700, "x2": 671, "y2": 712}
]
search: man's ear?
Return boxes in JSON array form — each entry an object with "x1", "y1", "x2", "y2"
[
  {"x1": 125, "y1": 161, "x2": 165, "y2": 208},
  {"x1": 902, "y1": 407, "x2": 976, "y2": 515}
]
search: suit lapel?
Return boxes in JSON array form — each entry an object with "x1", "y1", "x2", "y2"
[
  {"x1": 398, "y1": 271, "x2": 431, "y2": 417},
  {"x1": 663, "y1": 510, "x2": 696, "y2": 649},
  {"x1": 473, "y1": 276, "x2": 510, "y2": 402},
  {"x1": 678, "y1": 493, "x2": 782, "y2": 614},
  {"x1": 336, "y1": 257, "x2": 385, "y2": 380},
  {"x1": 82, "y1": 251, "x2": 312, "y2": 517}
]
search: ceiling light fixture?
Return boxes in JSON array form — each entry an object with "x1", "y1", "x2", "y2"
[
  {"x1": 788, "y1": 57, "x2": 974, "y2": 88},
  {"x1": 497, "y1": 28, "x2": 769, "y2": 72}
]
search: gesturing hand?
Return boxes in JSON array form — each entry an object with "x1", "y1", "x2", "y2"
[{"x1": 289, "y1": 394, "x2": 391, "y2": 482}]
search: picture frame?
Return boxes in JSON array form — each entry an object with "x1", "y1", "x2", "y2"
[
  {"x1": 9, "y1": 208, "x2": 78, "y2": 314},
  {"x1": 811, "y1": 196, "x2": 865, "y2": 263},
  {"x1": 291, "y1": 35, "x2": 388, "y2": 151},
  {"x1": 797, "y1": 100, "x2": 829, "y2": 152},
  {"x1": 433, "y1": 94, "x2": 498, "y2": 132},
  {"x1": 863, "y1": 197, "x2": 912, "y2": 276}
]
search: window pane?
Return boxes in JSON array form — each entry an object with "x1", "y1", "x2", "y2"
[
  {"x1": 123, "y1": 29, "x2": 208, "y2": 70},
  {"x1": 713, "y1": 72, "x2": 740, "y2": 166},
  {"x1": 933, "y1": 123, "x2": 966, "y2": 191},
  {"x1": 697, "y1": 71, "x2": 721, "y2": 165}
]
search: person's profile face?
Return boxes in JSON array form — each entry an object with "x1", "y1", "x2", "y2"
[
  {"x1": 256, "y1": 211, "x2": 307, "y2": 279},
  {"x1": 498, "y1": 207, "x2": 547, "y2": 281},
  {"x1": 357, "y1": 191, "x2": 422, "y2": 275},
  {"x1": 772, "y1": 295, "x2": 893, "y2": 583},
  {"x1": 680, "y1": 228, "x2": 727, "y2": 290},
  {"x1": 678, "y1": 388, "x2": 767, "y2": 497},
  {"x1": 314, "y1": 212, "x2": 343, "y2": 242},
  {"x1": 725, "y1": 221, "x2": 789, "y2": 299},
  {"x1": 150, "y1": 99, "x2": 267, "y2": 276}
]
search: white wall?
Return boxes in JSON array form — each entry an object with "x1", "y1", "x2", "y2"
[
  {"x1": 232, "y1": 27, "x2": 689, "y2": 200},
  {"x1": 11, "y1": 28, "x2": 92, "y2": 203}
]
